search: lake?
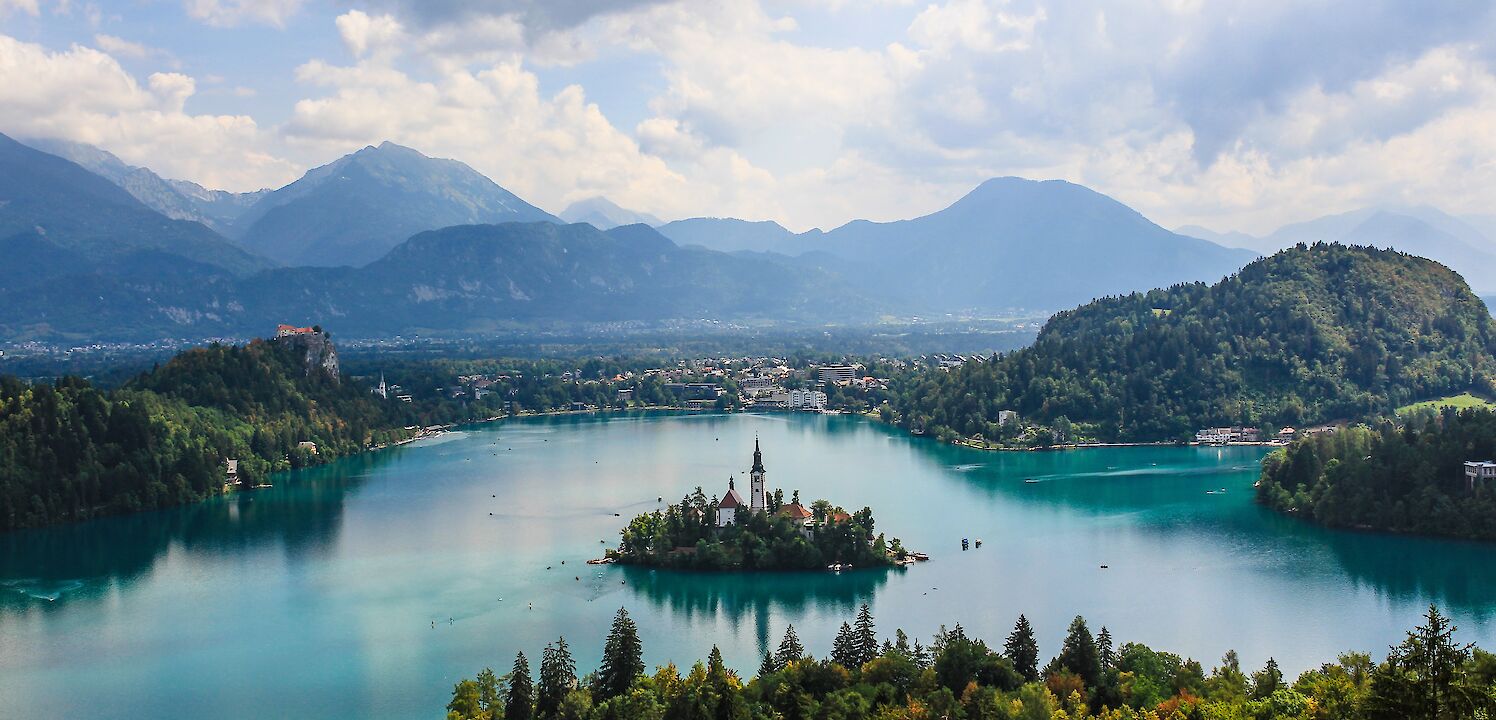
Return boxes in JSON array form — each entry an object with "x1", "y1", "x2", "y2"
[{"x1": 3, "y1": 411, "x2": 1496, "y2": 719}]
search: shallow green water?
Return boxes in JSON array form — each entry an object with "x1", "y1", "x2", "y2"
[{"x1": 3, "y1": 412, "x2": 1495, "y2": 718}]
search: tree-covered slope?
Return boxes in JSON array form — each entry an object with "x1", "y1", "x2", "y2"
[
  {"x1": 0, "y1": 333, "x2": 418, "y2": 532},
  {"x1": 891, "y1": 243, "x2": 1496, "y2": 442},
  {"x1": 1258, "y1": 409, "x2": 1496, "y2": 540},
  {"x1": 0, "y1": 132, "x2": 272, "y2": 278}
]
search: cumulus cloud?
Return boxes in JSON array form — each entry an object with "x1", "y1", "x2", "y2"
[
  {"x1": 283, "y1": 24, "x2": 691, "y2": 217},
  {"x1": 0, "y1": 34, "x2": 295, "y2": 190},
  {"x1": 183, "y1": 0, "x2": 304, "y2": 28},
  {"x1": 13, "y1": 0, "x2": 1496, "y2": 236}
]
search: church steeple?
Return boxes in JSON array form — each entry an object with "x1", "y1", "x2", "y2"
[{"x1": 749, "y1": 437, "x2": 766, "y2": 512}]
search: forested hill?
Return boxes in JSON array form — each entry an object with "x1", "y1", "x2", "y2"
[
  {"x1": 1258, "y1": 409, "x2": 1496, "y2": 540},
  {"x1": 891, "y1": 243, "x2": 1496, "y2": 442},
  {"x1": 0, "y1": 332, "x2": 426, "y2": 532}
]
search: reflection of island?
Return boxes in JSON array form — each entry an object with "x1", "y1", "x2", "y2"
[
  {"x1": 618, "y1": 562, "x2": 891, "y2": 652},
  {"x1": 0, "y1": 452, "x2": 377, "y2": 606},
  {"x1": 614, "y1": 440, "x2": 905, "y2": 570}
]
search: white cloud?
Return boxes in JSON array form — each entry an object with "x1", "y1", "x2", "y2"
[
  {"x1": 282, "y1": 30, "x2": 690, "y2": 218},
  {"x1": 92, "y1": 33, "x2": 151, "y2": 59},
  {"x1": 0, "y1": 0, "x2": 39, "y2": 17},
  {"x1": 183, "y1": 0, "x2": 303, "y2": 28},
  {"x1": 0, "y1": 34, "x2": 295, "y2": 190}
]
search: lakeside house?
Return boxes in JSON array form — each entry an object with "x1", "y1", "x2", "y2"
[
  {"x1": 1465, "y1": 461, "x2": 1496, "y2": 491},
  {"x1": 1194, "y1": 426, "x2": 1262, "y2": 444}
]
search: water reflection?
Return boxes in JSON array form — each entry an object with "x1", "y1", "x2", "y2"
[
  {"x1": 0, "y1": 452, "x2": 377, "y2": 607},
  {"x1": 621, "y1": 564, "x2": 893, "y2": 652}
]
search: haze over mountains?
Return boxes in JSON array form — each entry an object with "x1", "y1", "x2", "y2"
[
  {"x1": 1179, "y1": 206, "x2": 1496, "y2": 292},
  {"x1": 227, "y1": 142, "x2": 559, "y2": 267},
  {"x1": 11, "y1": 130, "x2": 1490, "y2": 342}
]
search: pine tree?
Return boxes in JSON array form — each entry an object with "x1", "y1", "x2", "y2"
[
  {"x1": 776, "y1": 624, "x2": 805, "y2": 668},
  {"x1": 853, "y1": 603, "x2": 878, "y2": 667},
  {"x1": 831, "y1": 622, "x2": 858, "y2": 668},
  {"x1": 1097, "y1": 626, "x2": 1115, "y2": 671},
  {"x1": 595, "y1": 607, "x2": 644, "y2": 702},
  {"x1": 536, "y1": 637, "x2": 576, "y2": 720},
  {"x1": 1005, "y1": 614, "x2": 1040, "y2": 682},
  {"x1": 1251, "y1": 657, "x2": 1283, "y2": 700},
  {"x1": 758, "y1": 650, "x2": 778, "y2": 678},
  {"x1": 506, "y1": 651, "x2": 535, "y2": 720},
  {"x1": 1054, "y1": 615, "x2": 1100, "y2": 687},
  {"x1": 912, "y1": 638, "x2": 930, "y2": 669}
]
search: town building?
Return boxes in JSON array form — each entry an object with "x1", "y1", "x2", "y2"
[
  {"x1": 789, "y1": 389, "x2": 827, "y2": 411},
  {"x1": 817, "y1": 365, "x2": 858, "y2": 385}
]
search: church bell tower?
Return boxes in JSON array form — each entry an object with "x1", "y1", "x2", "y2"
[{"x1": 749, "y1": 437, "x2": 766, "y2": 512}]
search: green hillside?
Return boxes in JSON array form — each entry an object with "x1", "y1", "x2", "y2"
[{"x1": 890, "y1": 243, "x2": 1496, "y2": 442}]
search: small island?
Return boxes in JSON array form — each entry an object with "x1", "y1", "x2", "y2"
[{"x1": 612, "y1": 440, "x2": 913, "y2": 570}]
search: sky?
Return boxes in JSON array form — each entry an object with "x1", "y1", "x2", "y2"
[{"x1": 2, "y1": 1, "x2": 1496, "y2": 235}]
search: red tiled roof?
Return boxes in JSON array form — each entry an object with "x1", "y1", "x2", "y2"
[
  {"x1": 719, "y1": 487, "x2": 745, "y2": 509},
  {"x1": 780, "y1": 502, "x2": 812, "y2": 520}
]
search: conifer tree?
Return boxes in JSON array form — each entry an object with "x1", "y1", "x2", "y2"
[
  {"x1": 506, "y1": 651, "x2": 534, "y2": 720},
  {"x1": 758, "y1": 650, "x2": 777, "y2": 678},
  {"x1": 776, "y1": 624, "x2": 805, "y2": 668},
  {"x1": 1054, "y1": 616, "x2": 1100, "y2": 687},
  {"x1": 853, "y1": 603, "x2": 878, "y2": 667},
  {"x1": 831, "y1": 622, "x2": 858, "y2": 668},
  {"x1": 595, "y1": 607, "x2": 644, "y2": 702},
  {"x1": 1004, "y1": 614, "x2": 1040, "y2": 682},
  {"x1": 1097, "y1": 626, "x2": 1115, "y2": 671},
  {"x1": 536, "y1": 637, "x2": 576, "y2": 720},
  {"x1": 1251, "y1": 657, "x2": 1283, "y2": 700}
]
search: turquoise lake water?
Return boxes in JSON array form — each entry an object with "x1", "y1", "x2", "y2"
[{"x1": 3, "y1": 411, "x2": 1496, "y2": 718}]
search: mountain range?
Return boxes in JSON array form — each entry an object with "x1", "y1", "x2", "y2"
[
  {"x1": 1179, "y1": 206, "x2": 1496, "y2": 292},
  {"x1": 657, "y1": 178, "x2": 1255, "y2": 311},
  {"x1": 25, "y1": 129, "x2": 1488, "y2": 342},
  {"x1": 226, "y1": 142, "x2": 558, "y2": 267},
  {"x1": 22, "y1": 137, "x2": 269, "y2": 235}
]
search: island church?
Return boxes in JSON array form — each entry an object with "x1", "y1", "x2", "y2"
[
  {"x1": 716, "y1": 440, "x2": 818, "y2": 537},
  {"x1": 715, "y1": 438, "x2": 769, "y2": 527}
]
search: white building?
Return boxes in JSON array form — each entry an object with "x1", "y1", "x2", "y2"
[
  {"x1": 1465, "y1": 461, "x2": 1496, "y2": 491},
  {"x1": 789, "y1": 389, "x2": 827, "y2": 411},
  {"x1": 717, "y1": 478, "x2": 746, "y2": 527},
  {"x1": 817, "y1": 365, "x2": 858, "y2": 384}
]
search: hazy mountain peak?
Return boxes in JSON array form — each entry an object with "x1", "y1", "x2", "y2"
[
  {"x1": 229, "y1": 141, "x2": 557, "y2": 267},
  {"x1": 560, "y1": 196, "x2": 662, "y2": 229},
  {"x1": 21, "y1": 136, "x2": 267, "y2": 233}
]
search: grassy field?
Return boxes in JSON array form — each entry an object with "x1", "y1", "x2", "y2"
[{"x1": 1396, "y1": 391, "x2": 1496, "y2": 414}]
